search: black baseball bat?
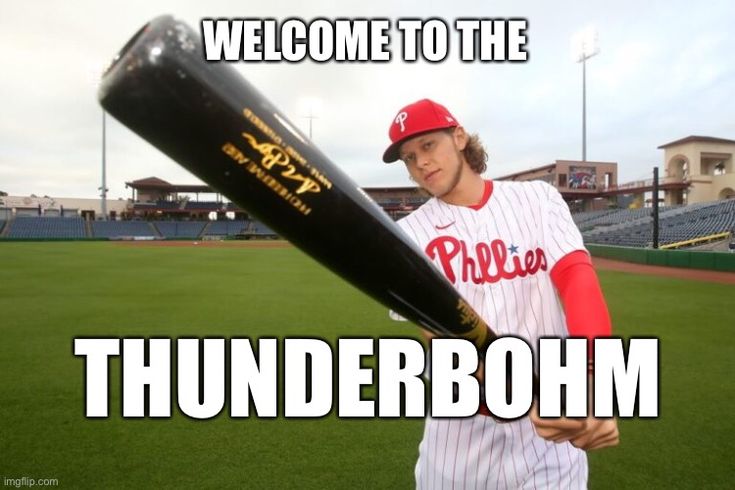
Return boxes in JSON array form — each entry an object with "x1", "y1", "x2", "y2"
[{"x1": 98, "y1": 15, "x2": 494, "y2": 350}]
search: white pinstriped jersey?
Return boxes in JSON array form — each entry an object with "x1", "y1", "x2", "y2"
[{"x1": 397, "y1": 180, "x2": 588, "y2": 489}]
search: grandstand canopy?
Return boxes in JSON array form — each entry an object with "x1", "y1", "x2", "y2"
[{"x1": 125, "y1": 177, "x2": 212, "y2": 193}]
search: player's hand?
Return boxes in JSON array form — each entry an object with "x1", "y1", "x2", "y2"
[
  {"x1": 529, "y1": 407, "x2": 587, "y2": 443},
  {"x1": 529, "y1": 405, "x2": 619, "y2": 451},
  {"x1": 568, "y1": 416, "x2": 619, "y2": 451}
]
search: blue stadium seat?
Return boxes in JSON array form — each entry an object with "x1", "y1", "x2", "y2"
[
  {"x1": 185, "y1": 201, "x2": 225, "y2": 210},
  {"x1": 154, "y1": 221, "x2": 207, "y2": 238},
  {"x1": 579, "y1": 200, "x2": 735, "y2": 248},
  {"x1": 6, "y1": 217, "x2": 86, "y2": 238},
  {"x1": 91, "y1": 221, "x2": 157, "y2": 238},
  {"x1": 251, "y1": 221, "x2": 278, "y2": 237},
  {"x1": 203, "y1": 220, "x2": 248, "y2": 236}
]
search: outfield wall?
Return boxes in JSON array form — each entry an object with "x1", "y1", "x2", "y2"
[{"x1": 586, "y1": 244, "x2": 735, "y2": 272}]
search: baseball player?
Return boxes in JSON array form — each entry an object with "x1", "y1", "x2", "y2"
[{"x1": 383, "y1": 99, "x2": 618, "y2": 489}]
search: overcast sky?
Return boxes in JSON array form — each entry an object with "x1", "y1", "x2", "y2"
[{"x1": 1, "y1": 0, "x2": 733, "y2": 200}]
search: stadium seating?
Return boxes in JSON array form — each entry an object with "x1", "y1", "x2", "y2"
[
  {"x1": 132, "y1": 202, "x2": 156, "y2": 211},
  {"x1": 6, "y1": 217, "x2": 86, "y2": 238},
  {"x1": 156, "y1": 201, "x2": 182, "y2": 209},
  {"x1": 198, "y1": 220, "x2": 278, "y2": 238},
  {"x1": 574, "y1": 207, "x2": 673, "y2": 232},
  {"x1": 91, "y1": 220, "x2": 158, "y2": 238},
  {"x1": 203, "y1": 220, "x2": 249, "y2": 236},
  {"x1": 1, "y1": 198, "x2": 730, "y2": 248},
  {"x1": 153, "y1": 221, "x2": 207, "y2": 238},
  {"x1": 185, "y1": 201, "x2": 225, "y2": 210},
  {"x1": 580, "y1": 200, "x2": 735, "y2": 248},
  {"x1": 406, "y1": 197, "x2": 430, "y2": 206},
  {"x1": 250, "y1": 221, "x2": 278, "y2": 237},
  {"x1": 371, "y1": 197, "x2": 429, "y2": 209},
  {"x1": 132, "y1": 201, "x2": 185, "y2": 211}
]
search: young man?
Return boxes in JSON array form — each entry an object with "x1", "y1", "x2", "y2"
[{"x1": 383, "y1": 99, "x2": 618, "y2": 488}]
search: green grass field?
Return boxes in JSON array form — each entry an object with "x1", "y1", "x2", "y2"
[{"x1": 1, "y1": 242, "x2": 733, "y2": 489}]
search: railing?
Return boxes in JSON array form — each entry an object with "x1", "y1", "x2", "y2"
[
  {"x1": 602, "y1": 176, "x2": 688, "y2": 192},
  {"x1": 659, "y1": 232, "x2": 731, "y2": 250}
]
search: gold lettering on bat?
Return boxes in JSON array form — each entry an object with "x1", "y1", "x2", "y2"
[
  {"x1": 242, "y1": 107, "x2": 334, "y2": 190},
  {"x1": 241, "y1": 132, "x2": 320, "y2": 196},
  {"x1": 243, "y1": 108, "x2": 283, "y2": 146},
  {"x1": 241, "y1": 133, "x2": 289, "y2": 170},
  {"x1": 308, "y1": 167, "x2": 333, "y2": 190},
  {"x1": 222, "y1": 142, "x2": 251, "y2": 165},
  {"x1": 220, "y1": 142, "x2": 312, "y2": 216},
  {"x1": 245, "y1": 161, "x2": 312, "y2": 216},
  {"x1": 457, "y1": 298, "x2": 489, "y2": 349},
  {"x1": 285, "y1": 145, "x2": 306, "y2": 165},
  {"x1": 282, "y1": 165, "x2": 321, "y2": 195}
]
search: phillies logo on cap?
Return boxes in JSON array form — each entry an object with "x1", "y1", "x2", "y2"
[
  {"x1": 395, "y1": 112, "x2": 408, "y2": 132},
  {"x1": 382, "y1": 99, "x2": 460, "y2": 163}
]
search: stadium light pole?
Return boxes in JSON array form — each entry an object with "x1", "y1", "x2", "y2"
[
  {"x1": 99, "y1": 109, "x2": 108, "y2": 220},
  {"x1": 306, "y1": 107, "x2": 316, "y2": 140},
  {"x1": 298, "y1": 96, "x2": 323, "y2": 140},
  {"x1": 652, "y1": 167, "x2": 659, "y2": 249},
  {"x1": 90, "y1": 62, "x2": 109, "y2": 221},
  {"x1": 572, "y1": 26, "x2": 600, "y2": 163}
]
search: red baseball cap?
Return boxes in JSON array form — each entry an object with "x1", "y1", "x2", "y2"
[{"x1": 382, "y1": 99, "x2": 459, "y2": 163}]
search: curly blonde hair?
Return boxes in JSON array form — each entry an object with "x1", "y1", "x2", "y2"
[{"x1": 461, "y1": 132, "x2": 488, "y2": 175}]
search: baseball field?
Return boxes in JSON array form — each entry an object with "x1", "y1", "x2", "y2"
[{"x1": 1, "y1": 241, "x2": 732, "y2": 489}]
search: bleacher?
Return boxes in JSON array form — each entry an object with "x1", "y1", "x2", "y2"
[
  {"x1": 132, "y1": 201, "x2": 181, "y2": 211},
  {"x1": 372, "y1": 197, "x2": 428, "y2": 208},
  {"x1": 575, "y1": 207, "x2": 672, "y2": 231},
  {"x1": 153, "y1": 221, "x2": 207, "y2": 238},
  {"x1": 572, "y1": 209, "x2": 617, "y2": 227},
  {"x1": 91, "y1": 220, "x2": 157, "y2": 238},
  {"x1": 0, "y1": 198, "x2": 730, "y2": 248},
  {"x1": 375, "y1": 198, "x2": 403, "y2": 207},
  {"x1": 185, "y1": 201, "x2": 224, "y2": 210},
  {"x1": 6, "y1": 217, "x2": 86, "y2": 238},
  {"x1": 155, "y1": 201, "x2": 181, "y2": 210},
  {"x1": 406, "y1": 197, "x2": 430, "y2": 206},
  {"x1": 203, "y1": 220, "x2": 248, "y2": 236},
  {"x1": 571, "y1": 209, "x2": 604, "y2": 223},
  {"x1": 580, "y1": 200, "x2": 735, "y2": 248},
  {"x1": 250, "y1": 221, "x2": 278, "y2": 237}
]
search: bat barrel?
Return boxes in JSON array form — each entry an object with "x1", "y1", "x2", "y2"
[{"x1": 99, "y1": 15, "x2": 494, "y2": 349}]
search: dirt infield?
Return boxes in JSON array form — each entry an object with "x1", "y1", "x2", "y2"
[
  {"x1": 115, "y1": 240, "x2": 292, "y2": 249},
  {"x1": 592, "y1": 257, "x2": 735, "y2": 285}
]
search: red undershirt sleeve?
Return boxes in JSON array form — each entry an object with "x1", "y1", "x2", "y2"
[{"x1": 550, "y1": 250, "x2": 612, "y2": 361}]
